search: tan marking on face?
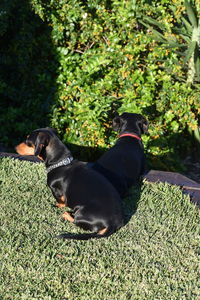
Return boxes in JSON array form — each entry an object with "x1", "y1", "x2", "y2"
[
  {"x1": 56, "y1": 196, "x2": 66, "y2": 208},
  {"x1": 15, "y1": 143, "x2": 35, "y2": 156},
  {"x1": 62, "y1": 211, "x2": 74, "y2": 223},
  {"x1": 98, "y1": 227, "x2": 107, "y2": 235}
]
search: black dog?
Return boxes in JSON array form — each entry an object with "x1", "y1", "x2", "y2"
[
  {"x1": 16, "y1": 128, "x2": 124, "y2": 240},
  {"x1": 91, "y1": 113, "x2": 148, "y2": 197}
]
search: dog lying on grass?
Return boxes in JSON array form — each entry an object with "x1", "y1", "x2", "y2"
[
  {"x1": 90, "y1": 113, "x2": 148, "y2": 197},
  {"x1": 16, "y1": 128, "x2": 124, "y2": 240}
]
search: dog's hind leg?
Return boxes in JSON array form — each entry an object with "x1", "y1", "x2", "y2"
[{"x1": 62, "y1": 211, "x2": 74, "y2": 223}]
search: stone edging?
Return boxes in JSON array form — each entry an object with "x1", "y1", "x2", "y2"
[{"x1": 144, "y1": 170, "x2": 200, "y2": 208}]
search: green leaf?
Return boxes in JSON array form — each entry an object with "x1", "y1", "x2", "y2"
[
  {"x1": 143, "y1": 16, "x2": 165, "y2": 31},
  {"x1": 151, "y1": 29, "x2": 167, "y2": 43},
  {"x1": 184, "y1": 40, "x2": 196, "y2": 63},
  {"x1": 194, "y1": 128, "x2": 200, "y2": 143},
  {"x1": 184, "y1": 0, "x2": 198, "y2": 28},
  {"x1": 182, "y1": 16, "x2": 193, "y2": 34},
  {"x1": 179, "y1": 34, "x2": 191, "y2": 43},
  {"x1": 137, "y1": 19, "x2": 167, "y2": 43},
  {"x1": 194, "y1": 51, "x2": 200, "y2": 80},
  {"x1": 165, "y1": 40, "x2": 186, "y2": 49}
]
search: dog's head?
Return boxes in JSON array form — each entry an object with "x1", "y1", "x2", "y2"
[
  {"x1": 112, "y1": 113, "x2": 148, "y2": 136},
  {"x1": 15, "y1": 127, "x2": 57, "y2": 160}
]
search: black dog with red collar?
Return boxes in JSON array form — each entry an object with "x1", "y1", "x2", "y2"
[{"x1": 90, "y1": 113, "x2": 148, "y2": 197}]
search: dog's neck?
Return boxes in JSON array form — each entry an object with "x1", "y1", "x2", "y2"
[
  {"x1": 44, "y1": 137, "x2": 73, "y2": 170},
  {"x1": 46, "y1": 156, "x2": 73, "y2": 173}
]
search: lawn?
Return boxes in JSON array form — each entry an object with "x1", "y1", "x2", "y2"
[{"x1": 0, "y1": 157, "x2": 199, "y2": 300}]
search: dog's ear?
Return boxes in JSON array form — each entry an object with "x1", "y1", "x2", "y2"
[
  {"x1": 138, "y1": 117, "x2": 149, "y2": 134},
  {"x1": 35, "y1": 132, "x2": 50, "y2": 156},
  {"x1": 112, "y1": 116, "x2": 124, "y2": 132},
  {"x1": 45, "y1": 127, "x2": 57, "y2": 135}
]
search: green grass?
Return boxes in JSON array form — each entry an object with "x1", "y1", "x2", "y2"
[{"x1": 0, "y1": 157, "x2": 199, "y2": 300}]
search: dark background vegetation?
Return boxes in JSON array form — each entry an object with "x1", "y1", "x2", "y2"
[
  {"x1": 0, "y1": 0, "x2": 57, "y2": 150},
  {"x1": 0, "y1": 0, "x2": 199, "y2": 170}
]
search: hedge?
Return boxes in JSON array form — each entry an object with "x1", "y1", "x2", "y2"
[{"x1": 1, "y1": 0, "x2": 200, "y2": 170}]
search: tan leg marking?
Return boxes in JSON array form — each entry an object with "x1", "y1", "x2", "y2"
[
  {"x1": 37, "y1": 155, "x2": 44, "y2": 161},
  {"x1": 56, "y1": 195, "x2": 66, "y2": 208},
  {"x1": 15, "y1": 143, "x2": 35, "y2": 155},
  {"x1": 56, "y1": 202, "x2": 66, "y2": 208},
  {"x1": 98, "y1": 227, "x2": 107, "y2": 235},
  {"x1": 62, "y1": 211, "x2": 74, "y2": 223}
]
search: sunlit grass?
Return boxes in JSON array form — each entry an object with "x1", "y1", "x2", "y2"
[{"x1": 0, "y1": 158, "x2": 199, "y2": 299}]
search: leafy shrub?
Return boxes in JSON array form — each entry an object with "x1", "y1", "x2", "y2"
[
  {"x1": 31, "y1": 0, "x2": 199, "y2": 169},
  {"x1": 1, "y1": 0, "x2": 200, "y2": 170}
]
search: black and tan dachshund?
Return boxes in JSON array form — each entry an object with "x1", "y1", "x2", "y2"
[
  {"x1": 16, "y1": 128, "x2": 124, "y2": 240},
  {"x1": 90, "y1": 113, "x2": 148, "y2": 197}
]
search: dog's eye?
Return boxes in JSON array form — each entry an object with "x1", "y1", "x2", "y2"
[{"x1": 26, "y1": 140, "x2": 33, "y2": 147}]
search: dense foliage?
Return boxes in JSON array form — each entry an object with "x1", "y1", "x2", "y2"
[
  {"x1": 0, "y1": 0, "x2": 57, "y2": 148},
  {"x1": 1, "y1": 0, "x2": 200, "y2": 169}
]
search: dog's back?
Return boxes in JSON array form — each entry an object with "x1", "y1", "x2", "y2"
[
  {"x1": 91, "y1": 137, "x2": 146, "y2": 196},
  {"x1": 90, "y1": 113, "x2": 148, "y2": 197}
]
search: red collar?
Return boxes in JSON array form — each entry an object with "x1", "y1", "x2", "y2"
[{"x1": 119, "y1": 133, "x2": 141, "y2": 141}]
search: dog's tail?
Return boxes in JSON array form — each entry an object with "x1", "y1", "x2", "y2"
[{"x1": 56, "y1": 226, "x2": 117, "y2": 241}]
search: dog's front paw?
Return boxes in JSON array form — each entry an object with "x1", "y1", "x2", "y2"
[{"x1": 56, "y1": 202, "x2": 66, "y2": 208}]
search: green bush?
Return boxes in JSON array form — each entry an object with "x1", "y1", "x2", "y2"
[
  {"x1": 30, "y1": 0, "x2": 199, "y2": 169},
  {"x1": 1, "y1": 1, "x2": 199, "y2": 170}
]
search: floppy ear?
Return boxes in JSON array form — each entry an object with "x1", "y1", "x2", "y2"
[
  {"x1": 34, "y1": 132, "x2": 50, "y2": 156},
  {"x1": 138, "y1": 117, "x2": 149, "y2": 134},
  {"x1": 112, "y1": 116, "x2": 124, "y2": 132},
  {"x1": 45, "y1": 127, "x2": 57, "y2": 135}
]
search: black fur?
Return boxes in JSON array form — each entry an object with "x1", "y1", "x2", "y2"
[
  {"x1": 18, "y1": 128, "x2": 124, "y2": 240},
  {"x1": 91, "y1": 113, "x2": 148, "y2": 197}
]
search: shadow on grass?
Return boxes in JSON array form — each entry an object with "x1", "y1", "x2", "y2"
[{"x1": 122, "y1": 184, "x2": 142, "y2": 226}]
